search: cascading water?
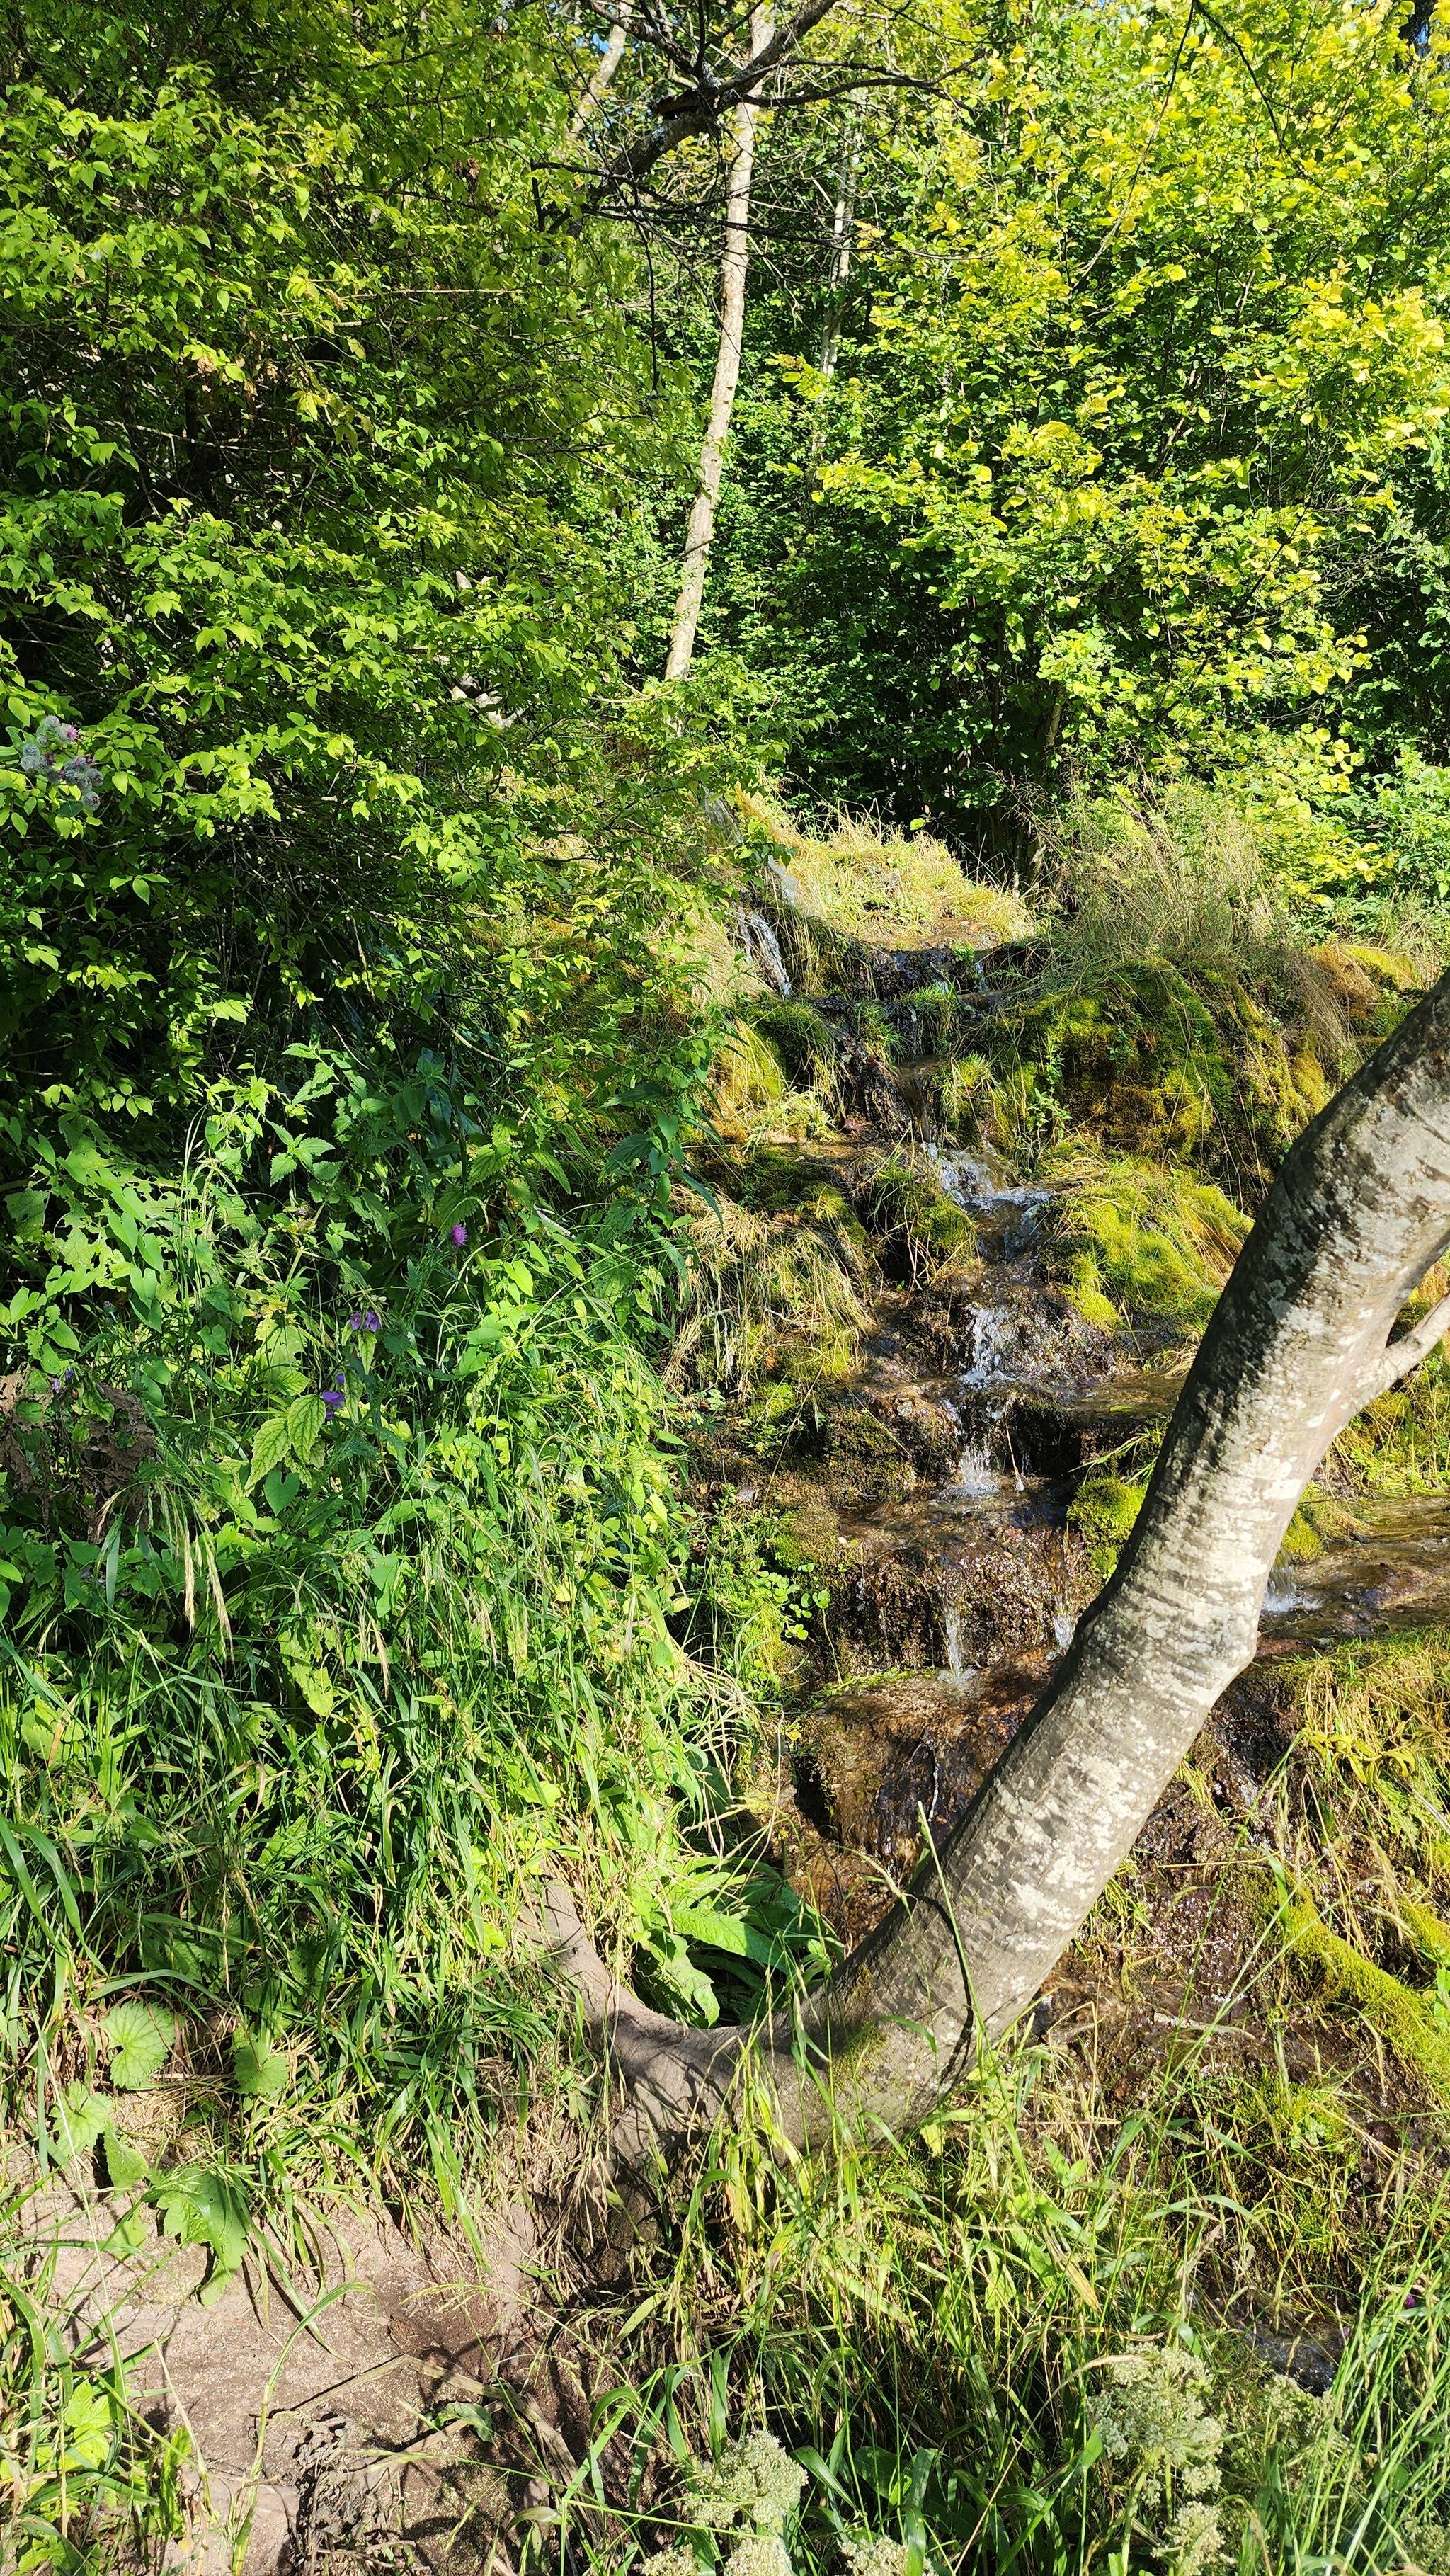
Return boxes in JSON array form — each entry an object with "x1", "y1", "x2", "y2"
[{"x1": 735, "y1": 906, "x2": 792, "y2": 996}]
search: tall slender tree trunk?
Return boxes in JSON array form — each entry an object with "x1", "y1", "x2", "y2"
[
  {"x1": 548, "y1": 970, "x2": 1450, "y2": 2167},
  {"x1": 664, "y1": 9, "x2": 772, "y2": 682},
  {"x1": 571, "y1": 4, "x2": 632, "y2": 137},
  {"x1": 818, "y1": 104, "x2": 861, "y2": 382}
]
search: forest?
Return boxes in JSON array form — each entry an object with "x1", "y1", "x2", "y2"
[{"x1": 7, "y1": 0, "x2": 1450, "y2": 2564}]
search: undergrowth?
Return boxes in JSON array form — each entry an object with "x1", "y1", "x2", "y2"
[{"x1": 534, "y1": 2036, "x2": 1450, "y2": 2576}]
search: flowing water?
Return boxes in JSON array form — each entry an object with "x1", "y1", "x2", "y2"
[{"x1": 727, "y1": 898, "x2": 1450, "y2": 1942}]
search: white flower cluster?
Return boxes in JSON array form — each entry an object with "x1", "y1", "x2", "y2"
[
  {"x1": 644, "y1": 2550, "x2": 704, "y2": 2576},
  {"x1": 1090, "y1": 2346, "x2": 1226, "y2": 2501},
  {"x1": 1398, "y1": 2518, "x2": 1450, "y2": 2576},
  {"x1": 840, "y1": 2533, "x2": 917, "y2": 2576},
  {"x1": 1165, "y1": 2501, "x2": 1226, "y2": 2576},
  {"x1": 689, "y1": 2432, "x2": 808, "y2": 2535}
]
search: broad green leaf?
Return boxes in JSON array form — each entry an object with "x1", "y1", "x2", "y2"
[
  {"x1": 55, "y1": 2082, "x2": 110, "y2": 2158},
  {"x1": 285, "y1": 1394, "x2": 327, "y2": 1461},
  {"x1": 232, "y1": 2029, "x2": 290, "y2": 2099},
  {"x1": 246, "y1": 1414, "x2": 293, "y2": 1491},
  {"x1": 102, "y1": 2000, "x2": 176, "y2": 2090}
]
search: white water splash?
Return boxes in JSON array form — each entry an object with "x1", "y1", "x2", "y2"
[
  {"x1": 963, "y1": 1304, "x2": 1018, "y2": 1386},
  {"x1": 942, "y1": 1609, "x2": 977, "y2": 1679},
  {"x1": 735, "y1": 907, "x2": 792, "y2": 996},
  {"x1": 951, "y1": 1439, "x2": 999, "y2": 1496},
  {"x1": 1051, "y1": 1610, "x2": 1077, "y2": 1651},
  {"x1": 1262, "y1": 1574, "x2": 1308, "y2": 1616}
]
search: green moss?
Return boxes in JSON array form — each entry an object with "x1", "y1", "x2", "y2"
[
  {"x1": 1400, "y1": 1897, "x2": 1450, "y2": 1971},
  {"x1": 752, "y1": 1002, "x2": 838, "y2": 1090},
  {"x1": 1274, "y1": 1881, "x2": 1450, "y2": 2104},
  {"x1": 1041, "y1": 1144, "x2": 1249, "y2": 1333},
  {"x1": 1277, "y1": 1487, "x2": 1362, "y2": 1563},
  {"x1": 821, "y1": 1403, "x2": 913, "y2": 1506},
  {"x1": 1068, "y1": 1471, "x2": 1148, "y2": 1578},
  {"x1": 768, "y1": 1504, "x2": 845, "y2": 1575},
  {"x1": 1063, "y1": 1249, "x2": 1122, "y2": 1333},
  {"x1": 860, "y1": 1158, "x2": 976, "y2": 1274},
  {"x1": 729, "y1": 1144, "x2": 840, "y2": 1214}
]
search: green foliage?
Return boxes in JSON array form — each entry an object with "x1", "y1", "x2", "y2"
[
  {"x1": 0, "y1": 2238, "x2": 191, "y2": 2568},
  {"x1": 714, "y1": 0, "x2": 1450, "y2": 836},
  {"x1": 561, "y1": 2043, "x2": 1450, "y2": 2576}
]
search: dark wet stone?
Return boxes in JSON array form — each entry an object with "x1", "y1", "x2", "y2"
[{"x1": 801, "y1": 1661, "x2": 1047, "y2": 1871}]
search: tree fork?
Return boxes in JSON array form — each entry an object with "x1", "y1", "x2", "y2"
[{"x1": 549, "y1": 969, "x2": 1450, "y2": 2165}]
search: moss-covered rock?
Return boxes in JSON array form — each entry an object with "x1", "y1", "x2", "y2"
[
  {"x1": 751, "y1": 1001, "x2": 839, "y2": 1091},
  {"x1": 1068, "y1": 1471, "x2": 1148, "y2": 1579},
  {"x1": 856, "y1": 1157, "x2": 977, "y2": 1284},
  {"x1": 1041, "y1": 1142, "x2": 1250, "y2": 1335},
  {"x1": 821, "y1": 1403, "x2": 915, "y2": 1508}
]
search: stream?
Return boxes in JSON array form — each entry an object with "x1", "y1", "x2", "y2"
[{"x1": 719, "y1": 899, "x2": 1450, "y2": 1955}]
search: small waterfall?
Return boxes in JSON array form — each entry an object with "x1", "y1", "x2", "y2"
[
  {"x1": 952, "y1": 1439, "x2": 998, "y2": 1496},
  {"x1": 964, "y1": 1304, "x2": 1016, "y2": 1386},
  {"x1": 735, "y1": 907, "x2": 792, "y2": 996},
  {"x1": 941, "y1": 1608, "x2": 976, "y2": 1679}
]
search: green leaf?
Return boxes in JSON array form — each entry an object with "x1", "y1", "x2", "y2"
[
  {"x1": 55, "y1": 2082, "x2": 110, "y2": 2158},
  {"x1": 232, "y1": 2029, "x2": 290, "y2": 2099},
  {"x1": 246, "y1": 1413, "x2": 294, "y2": 1491},
  {"x1": 102, "y1": 2000, "x2": 176, "y2": 2090},
  {"x1": 102, "y1": 2127, "x2": 152, "y2": 2189},
  {"x1": 154, "y1": 2164, "x2": 250, "y2": 2300},
  {"x1": 642, "y1": 1931, "x2": 719, "y2": 2026},
  {"x1": 285, "y1": 1394, "x2": 327, "y2": 1462},
  {"x1": 102, "y1": 2205, "x2": 149, "y2": 2255}
]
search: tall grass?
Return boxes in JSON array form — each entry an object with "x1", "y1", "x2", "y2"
[
  {"x1": 1037, "y1": 787, "x2": 1293, "y2": 983},
  {"x1": 0, "y1": 1204, "x2": 782, "y2": 2228},
  {"x1": 539, "y1": 2032, "x2": 1450, "y2": 2576}
]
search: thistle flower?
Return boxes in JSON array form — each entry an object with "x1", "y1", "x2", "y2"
[
  {"x1": 16, "y1": 713, "x2": 104, "y2": 811},
  {"x1": 450, "y1": 1221, "x2": 467, "y2": 1247}
]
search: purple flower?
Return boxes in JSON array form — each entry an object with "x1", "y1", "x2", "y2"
[
  {"x1": 450, "y1": 1222, "x2": 467, "y2": 1248},
  {"x1": 321, "y1": 1379, "x2": 346, "y2": 1415},
  {"x1": 348, "y1": 1312, "x2": 364, "y2": 1330},
  {"x1": 365, "y1": 1309, "x2": 381, "y2": 1331}
]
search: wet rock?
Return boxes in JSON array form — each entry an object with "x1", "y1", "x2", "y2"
[
  {"x1": 1257, "y1": 1495, "x2": 1450, "y2": 1644},
  {"x1": 801, "y1": 1660, "x2": 1048, "y2": 1886},
  {"x1": 818, "y1": 1403, "x2": 916, "y2": 1509}
]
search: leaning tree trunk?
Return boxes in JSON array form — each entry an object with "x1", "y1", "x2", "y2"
[
  {"x1": 663, "y1": 10, "x2": 772, "y2": 682},
  {"x1": 549, "y1": 970, "x2": 1450, "y2": 2163},
  {"x1": 571, "y1": 3, "x2": 632, "y2": 137}
]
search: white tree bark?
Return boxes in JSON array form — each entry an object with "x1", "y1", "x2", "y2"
[
  {"x1": 818, "y1": 103, "x2": 861, "y2": 381},
  {"x1": 549, "y1": 969, "x2": 1450, "y2": 2166},
  {"x1": 664, "y1": 8, "x2": 772, "y2": 682},
  {"x1": 572, "y1": 4, "x2": 632, "y2": 137}
]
